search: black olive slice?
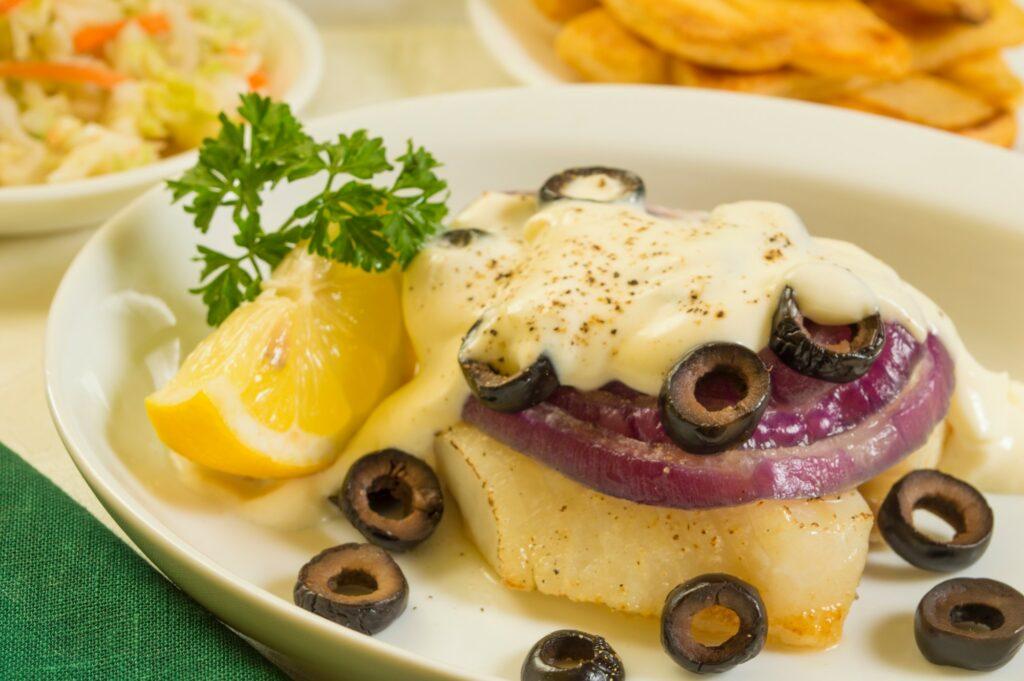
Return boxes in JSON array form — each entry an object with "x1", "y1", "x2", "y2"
[
  {"x1": 659, "y1": 342, "x2": 770, "y2": 455},
  {"x1": 916, "y1": 578, "x2": 1024, "y2": 671},
  {"x1": 521, "y1": 629, "x2": 625, "y2": 681},
  {"x1": 458, "y1": 320, "x2": 560, "y2": 413},
  {"x1": 770, "y1": 286, "x2": 885, "y2": 383},
  {"x1": 293, "y1": 543, "x2": 408, "y2": 635},
  {"x1": 330, "y1": 449, "x2": 444, "y2": 552},
  {"x1": 661, "y1": 573, "x2": 768, "y2": 674},
  {"x1": 878, "y1": 469, "x2": 993, "y2": 572},
  {"x1": 539, "y1": 167, "x2": 645, "y2": 206},
  {"x1": 439, "y1": 228, "x2": 489, "y2": 247}
]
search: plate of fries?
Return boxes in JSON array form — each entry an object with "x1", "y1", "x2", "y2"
[{"x1": 468, "y1": 0, "x2": 1024, "y2": 148}]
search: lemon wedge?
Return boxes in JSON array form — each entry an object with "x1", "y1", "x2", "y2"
[{"x1": 146, "y1": 248, "x2": 412, "y2": 479}]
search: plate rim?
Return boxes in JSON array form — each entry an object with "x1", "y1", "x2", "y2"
[{"x1": 44, "y1": 84, "x2": 1024, "y2": 680}]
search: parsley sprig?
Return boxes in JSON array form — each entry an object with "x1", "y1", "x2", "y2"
[{"x1": 168, "y1": 94, "x2": 448, "y2": 326}]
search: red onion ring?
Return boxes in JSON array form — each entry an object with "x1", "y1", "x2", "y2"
[
  {"x1": 462, "y1": 329, "x2": 953, "y2": 508},
  {"x1": 548, "y1": 323, "x2": 922, "y2": 450}
]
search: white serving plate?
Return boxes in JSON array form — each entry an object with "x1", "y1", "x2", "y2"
[
  {"x1": 0, "y1": 0, "x2": 323, "y2": 236},
  {"x1": 468, "y1": 0, "x2": 1024, "y2": 153},
  {"x1": 46, "y1": 87, "x2": 1024, "y2": 680}
]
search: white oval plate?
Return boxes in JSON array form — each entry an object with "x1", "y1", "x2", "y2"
[
  {"x1": 0, "y1": 0, "x2": 323, "y2": 236},
  {"x1": 468, "y1": 0, "x2": 1024, "y2": 153},
  {"x1": 46, "y1": 87, "x2": 1024, "y2": 680}
]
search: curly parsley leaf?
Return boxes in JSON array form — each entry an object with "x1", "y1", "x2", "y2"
[{"x1": 168, "y1": 94, "x2": 448, "y2": 326}]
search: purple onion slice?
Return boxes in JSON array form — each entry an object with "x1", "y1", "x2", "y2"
[{"x1": 463, "y1": 331, "x2": 953, "y2": 509}]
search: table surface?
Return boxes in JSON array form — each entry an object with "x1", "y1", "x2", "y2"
[{"x1": 0, "y1": 0, "x2": 512, "y2": 539}]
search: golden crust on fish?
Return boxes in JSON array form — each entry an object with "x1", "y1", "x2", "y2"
[
  {"x1": 556, "y1": 8, "x2": 669, "y2": 83},
  {"x1": 436, "y1": 422, "x2": 874, "y2": 649}
]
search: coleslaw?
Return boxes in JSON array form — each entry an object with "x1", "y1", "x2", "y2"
[{"x1": 0, "y1": 0, "x2": 269, "y2": 186}]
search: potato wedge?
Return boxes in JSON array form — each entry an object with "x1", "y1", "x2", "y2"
[
  {"x1": 848, "y1": 74, "x2": 996, "y2": 128},
  {"x1": 602, "y1": 0, "x2": 910, "y2": 76},
  {"x1": 957, "y1": 110, "x2": 1018, "y2": 146},
  {"x1": 600, "y1": 0, "x2": 794, "y2": 72},
  {"x1": 531, "y1": 0, "x2": 598, "y2": 23},
  {"x1": 436, "y1": 422, "x2": 874, "y2": 650},
  {"x1": 556, "y1": 8, "x2": 669, "y2": 83},
  {"x1": 786, "y1": 0, "x2": 912, "y2": 78},
  {"x1": 670, "y1": 60, "x2": 876, "y2": 101},
  {"x1": 938, "y1": 51, "x2": 1023, "y2": 107},
  {"x1": 883, "y1": 0, "x2": 991, "y2": 23},
  {"x1": 870, "y1": 0, "x2": 1024, "y2": 71}
]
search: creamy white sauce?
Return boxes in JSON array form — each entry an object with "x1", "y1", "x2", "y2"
[
  {"x1": 783, "y1": 263, "x2": 879, "y2": 325},
  {"x1": 559, "y1": 172, "x2": 632, "y2": 202},
  {"x1": 182, "y1": 192, "x2": 1024, "y2": 528}
]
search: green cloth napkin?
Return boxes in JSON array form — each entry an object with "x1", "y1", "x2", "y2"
[{"x1": 0, "y1": 442, "x2": 285, "y2": 680}]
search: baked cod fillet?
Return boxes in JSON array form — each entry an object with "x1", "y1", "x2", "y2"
[{"x1": 436, "y1": 423, "x2": 874, "y2": 649}]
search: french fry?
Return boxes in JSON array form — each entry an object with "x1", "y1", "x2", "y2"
[
  {"x1": 670, "y1": 60, "x2": 876, "y2": 101},
  {"x1": 957, "y1": 110, "x2": 1017, "y2": 147},
  {"x1": 845, "y1": 75, "x2": 997, "y2": 129},
  {"x1": 600, "y1": 0, "x2": 794, "y2": 72},
  {"x1": 937, "y1": 51, "x2": 1023, "y2": 107},
  {"x1": 602, "y1": 0, "x2": 910, "y2": 77},
  {"x1": 883, "y1": 0, "x2": 991, "y2": 23},
  {"x1": 531, "y1": 0, "x2": 598, "y2": 23},
  {"x1": 555, "y1": 8, "x2": 669, "y2": 83},
  {"x1": 786, "y1": 1, "x2": 912, "y2": 78},
  {"x1": 869, "y1": 0, "x2": 1024, "y2": 71}
]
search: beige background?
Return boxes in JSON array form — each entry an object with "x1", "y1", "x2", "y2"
[{"x1": 0, "y1": 0, "x2": 512, "y2": 536}]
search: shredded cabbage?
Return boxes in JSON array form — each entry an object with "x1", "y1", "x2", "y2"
[{"x1": 0, "y1": 0, "x2": 270, "y2": 186}]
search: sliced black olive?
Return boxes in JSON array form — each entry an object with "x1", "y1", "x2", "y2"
[
  {"x1": 330, "y1": 449, "x2": 444, "y2": 552},
  {"x1": 916, "y1": 577, "x2": 1024, "y2": 671},
  {"x1": 521, "y1": 629, "x2": 624, "y2": 681},
  {"x1": 659, "y1": 342, "x2": 770, "y2": 455},
  {"x1": 539, "y1": 167, "x2": 645, "y2": 206},
  {"x1": 769, "y1": 286, "x2": 885, "y2": 383},
  {"x1": 661, "y1": 573, "x2": 767, "y2": 674},
  {"x1": 439, "y1": 228, "x2": 489, "y2": 247},
  {"x1": 293, "y1": 543, "x2": 408, "y2": 635},
  {"x1": 878, "y1": 469, "x2": 993, "y2": 572},
  {"x1": 458, "y1": 319, "x2": 560, "y2": 413}
]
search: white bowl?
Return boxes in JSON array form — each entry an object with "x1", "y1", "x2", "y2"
[
  {"x1": 467, "y1": 0, "x2": 1024, "y2": 152},
  {"x1": 46, "y1": 87, "x2": 1024, "y2": 680},
  {"x1": 0, "y1": 0, "x2": 323, "y2": 236}
]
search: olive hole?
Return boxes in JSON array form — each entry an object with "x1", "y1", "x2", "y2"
[
  {"x1": 690, "y1": 605, "x2": 741, "y2": 647},
  {"x1": 540, "y1": 635, "x2": 595, "y2": 670},
  {"x1": 367, "y1": 476, "x2": 413, "y2": 520},
  {"x1": 913, "y1": 495, "x2": 966, "y2": 541},
  {"x1": 329, "y1": 569, "x2": 378, "y2": 597},
  {"x1": 950, "y1": 603, "x2": 1004, "y2": 633},
  {"x1": 694, "y1": 367, "x2": 748, "y2": 412}
]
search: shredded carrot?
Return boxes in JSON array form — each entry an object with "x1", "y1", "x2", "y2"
[
  {"x1": 0, "y1": 61, "x2": 126, "y2": 88},
  {"x1": 73, "y1": 12, "x2": 170, "y2": 53},
  {"x1": 0, "y1": 0, "x2": 27, "y2": 14},
  {"x1": 136, "y1": 12, "x2": 170, "y2": 35},
  {"x1": 247, "y1": 69, "x2": 269, "y2": 92}
]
